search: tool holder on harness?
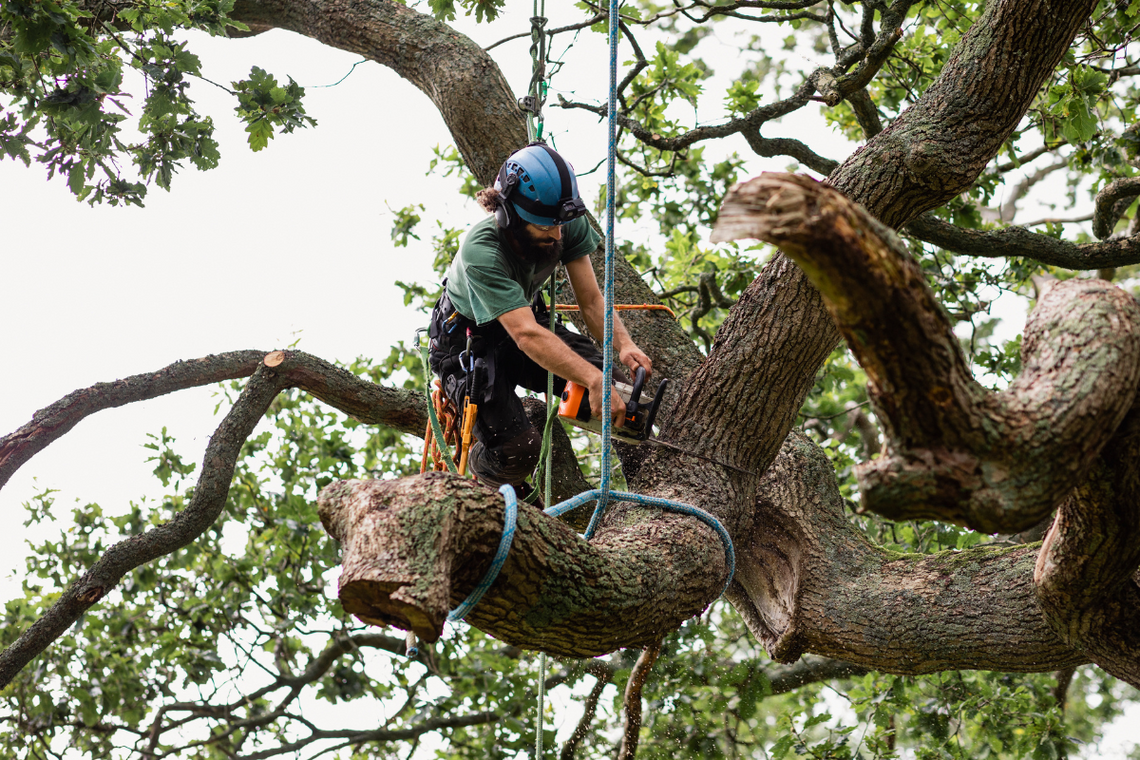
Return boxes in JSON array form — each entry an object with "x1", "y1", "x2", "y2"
[{"x1": 456, "y1": 330, "x2": 487, "y2": 477}]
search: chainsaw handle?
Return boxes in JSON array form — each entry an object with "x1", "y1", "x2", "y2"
[
  {"x1": 642, "y1": 378, "x2": 669, "y2": 441},
  {"x1": 625, "y1": 366, "x2": 647, "y2": 422}
]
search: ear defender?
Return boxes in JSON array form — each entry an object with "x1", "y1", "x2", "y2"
[{"x1": 494, "y1": 165, "x2": 520, "y2": 229}]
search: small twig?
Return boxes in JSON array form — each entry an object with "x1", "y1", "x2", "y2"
[
  {"x1": 617, "y1": 638, "x2": 663, "y2": 760},
  {"x1": 800, "y1": 399, "x2": 872, "y2": 421},
  {"x1": 560, "y1": 676, "x2": 608, "y2": 760}
]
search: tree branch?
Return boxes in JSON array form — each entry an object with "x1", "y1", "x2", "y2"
[
  {"x1": 617, "y1": 638, "x2": 662, "y2": 760},
  {"x1": 904, "y1": 214, "x2": 1140, "y2": 270},
  {"x1": 0, "y1": 350, "x2": 264, "y2": 490},
  {"x1": 317, "y1": 474, "x2": 732, "y2": 656},
  {"x1": 713, "y1": 173, "x2": 1140, "y2": 533},
  {"x1": 560, "y1": 676, "x2": 608, "y2": 760},
  {"x1": 1034, "y1": 405, "x2": 1140, "y2": 687},
  {"x1": 0, "y1": 350, "x2": 428, "y2": 493},
  {"x1": 0, "y1": 361, "x2": 290, "y2": 689},
  {"x1": 725, "y1": 431, "x2": 1091, "y2": 672},
  {"x1": 233, "y1": 709, "x2": 503, "y2": 760},
  {"x1": 1093, "y1": 176, "x2": 1140, "y2": 240}
]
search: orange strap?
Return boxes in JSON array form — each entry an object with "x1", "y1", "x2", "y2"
[{"x1": 555, "y1": 303, "x2": 677, "y2": 318}]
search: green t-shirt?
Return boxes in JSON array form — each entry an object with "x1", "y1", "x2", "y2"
[{"x1": 445, "y1": 215, "x2": 601, "y2": 325}]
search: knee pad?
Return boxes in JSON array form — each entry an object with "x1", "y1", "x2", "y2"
[{"x1": 469, "y1": 428, "x2": 541, "y2": 487}]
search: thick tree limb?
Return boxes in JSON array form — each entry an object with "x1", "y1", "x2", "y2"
[
  {"x1": 905, "y1": 214, "x2": 1140, "y2": 270},
  {"x1": 827, "y1": 0, "x2": 1097, "y2": 229},
  {"x1": 1034, "y1": 406, "x2": 1140, "y2": 686},
  {"x1": 726, "y1": 431, "x2": 1090, "y2": 673},
  {"x1": 261, "y1": 350, "x2": 425, "y2": 432},
  {"x1": 317, "y1": 474, "x2": 732, "y2": 655},
  {"x1": 713, "y1": 173, "x2": 1140, "y2": 533},
  {"x1": 231, "y1": 0, "x2": 522, "y2": 186},
  {"x1": 0, "y1": 362, "x2": 290, "y2": 689}
]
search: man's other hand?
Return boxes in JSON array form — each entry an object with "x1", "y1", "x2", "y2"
[{"x1": 619, "y1": 345, "x2": 653, "y2": 379}]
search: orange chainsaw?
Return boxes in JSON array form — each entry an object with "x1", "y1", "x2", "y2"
[{"x1": 557, "y1": 367, "x2": 668, "y2": 444}]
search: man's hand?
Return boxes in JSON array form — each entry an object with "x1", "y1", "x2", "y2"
[
  {"x1": 618, "y1": 344, "x2": 653, "y2": 379},
  {"x1": 589, "y1": 375, "x2": 626, "y2": 428}
]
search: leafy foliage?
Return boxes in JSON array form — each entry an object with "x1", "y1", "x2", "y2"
[{"x1": 0, "y1": 0, "x2": 313, "y2": 204}]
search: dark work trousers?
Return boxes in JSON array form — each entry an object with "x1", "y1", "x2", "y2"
[{"x1": 429, "y1": 292, "x2": 605, "y2": 488}]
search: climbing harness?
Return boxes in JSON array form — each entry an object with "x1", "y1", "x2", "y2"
[
  {"x1": 420, "y1": 383, "x2": 460, "y2": 474},
  {"x1": 455, "y1": 329, "x2": 487, "y2": 477},
  {"x1": 417, "y1": 329, "x2": 458, "y2": 474}
]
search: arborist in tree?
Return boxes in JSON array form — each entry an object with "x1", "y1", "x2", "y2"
[{"x1": 429, "y1": 142, "x2": 653, "y2": 495}]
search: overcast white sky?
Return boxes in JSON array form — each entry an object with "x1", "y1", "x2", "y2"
[{"x1": 1, "y1": 6, "x2": 1135, "y2": 757}]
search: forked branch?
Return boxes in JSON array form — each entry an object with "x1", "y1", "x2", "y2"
[
  {"x1": 0, "y1": 350, "x2": 427, "y2": 492},
  {"x1": 0, "y1": 362, "x2": 290, "y2": 689},
  {"x1": 712, "y1": 173, "x2": 1140, "y2": 533}
]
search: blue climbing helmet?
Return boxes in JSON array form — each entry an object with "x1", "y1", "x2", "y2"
[{"x1": 493, "y1": 142, "x2": 588, "y2": 228}]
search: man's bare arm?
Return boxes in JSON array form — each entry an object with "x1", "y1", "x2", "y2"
[
  {"x1": 498, "y1": 307, "x2": 625, "y2": 424},
  {"x1": 564, "y1": 257, "x2": 653, "y2": 378}
]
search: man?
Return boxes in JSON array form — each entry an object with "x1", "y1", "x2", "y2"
[{"x1": 429, "y1": 142, "x2": 653, "y2": 492}]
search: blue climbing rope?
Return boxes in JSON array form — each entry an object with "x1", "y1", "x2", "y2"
[
  {"x1": 598, "y1": 0, "x2": 620, "y2": 520},
  {"x1": 445, "y1": 0, "x2": 735, "y2": 628},
  {"x1": 546, "y1": 490, "x2": 736, "y2": 597},
  {"x1": 447, "y1": 484, "x2": 518, "y2": 622}
]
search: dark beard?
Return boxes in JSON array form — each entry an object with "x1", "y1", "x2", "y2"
[{"x1": 509, "y1": 226, "x2": 563, "y2": 268}]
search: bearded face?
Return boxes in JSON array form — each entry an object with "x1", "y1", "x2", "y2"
[{"x1": 510, "y1": 224, "x2": 564, "y2": 268}]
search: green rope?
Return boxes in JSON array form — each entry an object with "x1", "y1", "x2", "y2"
[
  {"x1": 535, "y1": 273, "x2": 556, "y2": 759},
  {"x1": 417, "y1": 329, "x2": 458, "y2": 474},
  {"x1": 544, "y1": 274, "x2": 556, "y2": 503},
  {"x1": 526, "y1": 0, "x2": 548, "y2": 143},
  {"x1": 536, "y1": 651, "x2": 547, "y2": 758}
]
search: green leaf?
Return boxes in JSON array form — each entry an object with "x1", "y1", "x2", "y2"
[
  {"x1": 245, "y1": 118, "x2": 272, "y2": 151},
  {"x1": 428, "y1": 0, "x2": 457, "y2": 20},
  {"x1": 771, "y1": 734, "x2": 795, "y2": 760},
  {"x1": 1061, "y1": 96, "x2": 1097, "y2": 144}
]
